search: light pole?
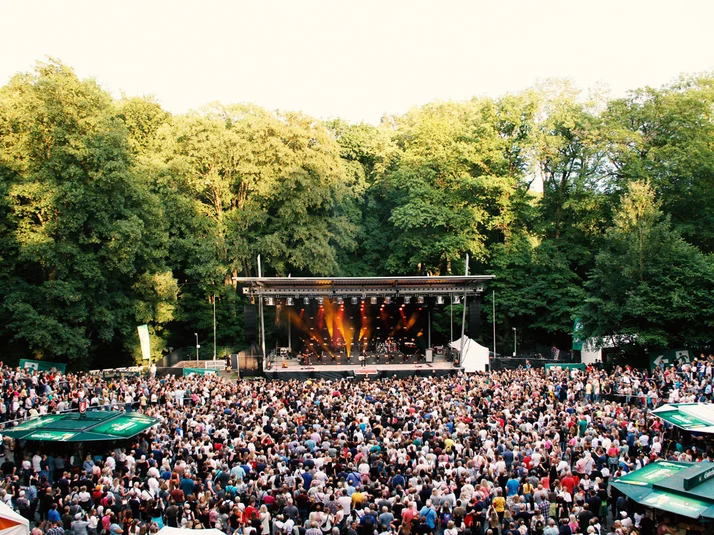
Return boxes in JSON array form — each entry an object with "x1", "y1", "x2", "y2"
[
  {"x1": 213, "y1": 295, "x2": 217, "y2": 361},
  {"x1": 195, "y1": 332, "x2": 199, "y2": 361},
  {"x1": 512, "y1": 327, "x2": 517, "y2": 357}
]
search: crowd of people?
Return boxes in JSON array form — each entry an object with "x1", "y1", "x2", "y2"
[{"x1": 0, "y1": 356, "x2": 712, "y2": 535}]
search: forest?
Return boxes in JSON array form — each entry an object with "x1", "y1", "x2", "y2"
[{"x1": 1, "y1": 61, "x2": 713, "y2": 369}]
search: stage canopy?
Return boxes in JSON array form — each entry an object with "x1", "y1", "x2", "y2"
[
  {"x1": 235, "y1": 276, "x2": 492, "y2": 298},
  {"x1": 3, "y1": 411, "x2": 160, "y2": 442},
  {"x1": 652, "y1": 403, "x2": 714, "y2": 434}
]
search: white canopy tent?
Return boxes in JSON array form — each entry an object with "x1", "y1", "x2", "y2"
[
  {"x1": 450, "y1": 335, "x2": 489, "y2": 372},
  {"x1": 0, "y1": 502, "x2": 29, "y2": 535}
]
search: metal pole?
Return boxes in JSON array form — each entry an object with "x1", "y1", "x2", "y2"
[
  {"x1": 213, "y1": 294, "x2": 217, "y2": 361},
  {"x1": 195, "y1": 332, "x2": 199, "y2": 361},
  {"x1": 427, "y1": 307, "x2": 431, "y2": 348},
  {"x1": 460, "y1": 254, "x2": 469, "y2": 356},
  {"x1": 450, "y1": 295, "x2": 453, "y2": 345},
  {"x1": 258, "y1": 255, "x2": 267, "y2": 368},
  {"x1": 513, "y1": 327, "x2": 517, "y2": 357},
  {"x1": 288, "y1": 309, "x2": 292, "y2": 353},
  {"x1": 492, "y1": 290, "x2": 496, "y2": 359}
]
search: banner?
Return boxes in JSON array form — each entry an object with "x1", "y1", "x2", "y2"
[
  {"x1": 572, "y1": 318, "x2": 584, "y2": 350},
  {"x1": 137, "y1": 324, "x2": 152, "y2": 361},
  {"x1": 19, "y1": 359, "x2": 66, "y2": 373},
  {"x1": 649, "y1": 348, "x2": 690, "y2": 370},
  {"x1": 183, "y1": 367, "x2": 217, "y2": 376},
  {"x1": 545, "y1": 363, "x2": 586, "y2": 371}
]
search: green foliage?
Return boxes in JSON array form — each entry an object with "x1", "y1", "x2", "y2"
[
  {"x1": 1, "y1": 61, "x2": 714, "y2": 366},
  {"x1": 581, "y1": 181, "x2": 714, "y2": 349}
]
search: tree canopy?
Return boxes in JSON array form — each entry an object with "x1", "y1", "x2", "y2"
[{"x1": 0, "y1": 61, "x2": 712, "y2": 367}]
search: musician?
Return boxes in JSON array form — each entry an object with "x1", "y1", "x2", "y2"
[{"x1": 359, "y1": 352, "x2": 366, "y2": 367}]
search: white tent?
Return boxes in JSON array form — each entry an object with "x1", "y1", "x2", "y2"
[
  {"x1": 450, "y1": 336, "x2": 489, "y2": 372},
  {"x1": 158, "y1": 528, "x2": 224, "y2": 535},
  {"x1": 0, "y1": 501, "x2": 29, "y2": 535}
]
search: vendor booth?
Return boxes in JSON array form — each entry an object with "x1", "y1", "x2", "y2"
[
  {"x1": 0, "y1": 501, "x2": 29, "y2": 535},
  {"x1": 612, "y1": 460, "x2": 714, "y2": 533}
]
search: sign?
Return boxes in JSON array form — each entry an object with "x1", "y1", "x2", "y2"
[
  {"x1": 620, "y1": 461, "x2": 689, "y2": 486},
  {"x1": 26, "y1": 430, "x2": 77, "y2": 442},
  {"x1": 91, "y1": 414, "x2": 156, "y2": 438},
  {"x1": 642, "y1": 490, "x2": 710, "y2": 518},
  {"x1": 19, "y1": 359, "x2": 67, "y2": 374},
  {"x1": 79, "y1": 400, "x2": 88, "y2": 414},
  {"x1": 655, "y1": 409, "x2": 711, "y2": 429},
  {"x1": 182, "y1": 368, "x2": 217, "y2": 376},
  {"x1": 649, "y1": 348, "x2": 690, "y2": 370},
  {"x1": 572, "y1": 318, "x2": 584, "y2": 351},
  {"x1": 11, "y1": 415, "x2": 64, "y2": 432},
  {"x1": 545, "y1": 363, "x2": 586, "y2": 371},
  {"x1": 684, "y1": 465, "x2": 714, "y2": 490},
  {"x1": 137, "y1": 324, "x2": 151, "y2": 361}
]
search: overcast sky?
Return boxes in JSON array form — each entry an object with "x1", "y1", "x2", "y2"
[{"x1": 2, "y1": 0, "x2": 713, "y2": 124}]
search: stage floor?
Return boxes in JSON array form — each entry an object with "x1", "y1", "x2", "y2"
[{"x1": 264, "y1": 359, "x2": 457, "y2": 380}]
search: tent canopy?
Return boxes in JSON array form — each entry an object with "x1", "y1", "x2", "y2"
[
  {"x1": 3, "y1": 411, "x2": 160, "y2": 442},
  {"x1": 652, "y1": 403, "x2": 714, "y2": 434},
  {"x1": 612, "y1": 461, "x2": 714, "y2": 519},
  {"x1": 0, "y1": 499, "x2": 29, "y2": 535},
  {"x1": 450, "y1": 336, "x2": 489, "y2": 373}
]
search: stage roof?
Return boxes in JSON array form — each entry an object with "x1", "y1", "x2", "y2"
[
  {"x1": 3, "y1": 411, "x2": 160, "y2": 442},
  {"x1": 235, "y1": 275, "x2": 493, "y2": 296}
]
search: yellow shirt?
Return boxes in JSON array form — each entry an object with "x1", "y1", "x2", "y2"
[{"x1": 492, "y1": 496, "x2": 506, "y2": 513}]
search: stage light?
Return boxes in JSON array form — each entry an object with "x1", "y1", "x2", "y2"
[
  {"x1": 351, "y1": 297, "x2": 359, "y2": 305},
  {"x1": 317, "y1": 297, "x2": 324, "y2": 305},
  {"x1": 370, "y1": 296, "x2": 378, "y2": 305},
  {"x1": 417, "y1": 296, "x2": 425, "y2": 304},
  {"x1": 384, "y1": 296, "x2": 391, "y2": 304},
  {"x1": 265, "y1": 297, "x2": 275, "y2": 306},
  {"x1": 303, "y1": 297, "x2": 310, "y2": 305},
  {"x1": 286, "y1": 297, "x2": 294, "y2": 306},
  {"x1": 436, "y1": 295, "x2": 444, "y2": 305},
  {"x1": 337, "y1": 296, "x2": 344, "y2": 305},
  {"x1": 452, "y1": 296, "x2": 461, "y2": 304},
  {"x1": 404, "y1": 296, "x2": 411, "y2": 305}
]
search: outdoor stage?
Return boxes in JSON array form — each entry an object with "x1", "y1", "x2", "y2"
[{"x1": 264, "y1": 359, "x2": 457, "y2": 381}]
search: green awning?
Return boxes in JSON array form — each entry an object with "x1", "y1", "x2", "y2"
[
  {"x1": 3, "y1": 411, "x2": 159, "y2": 442},
  {"x1": 652, "y1": 403, "x2": 714, "y2": 434},
  {"x1": 613, "y1": 461, "x2": 714, "y2": 520}
]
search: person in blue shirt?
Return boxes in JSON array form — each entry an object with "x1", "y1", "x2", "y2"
[
  {"x1": 47, "y1": 504, "x2": 61, "y2": 523},
  {"x1": 419, "y1": 501, "x2": 437, "y2": 530},
  {"x1": 506, "y1": 474, "x2": 520, "y2": 497}
]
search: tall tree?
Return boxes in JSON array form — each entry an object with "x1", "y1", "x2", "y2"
[
  {"x1": 0, "y1": 61, "x2": 176, "y2": 367},
  {"x1": 581, "y1": 180, "x2": 714, "y2": 350}
]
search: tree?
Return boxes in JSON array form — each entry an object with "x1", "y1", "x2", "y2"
[
  {"x1": 581, "y1": 181, "x2": 714, "y2": 350},
  {"x1": 0, "y1": 61, "x2": 176, "y2": 367}
]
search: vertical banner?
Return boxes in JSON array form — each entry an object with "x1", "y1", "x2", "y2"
[
  {"x1": 137, "y1": 324, "x2": 152, "y2": 361},
  {"x1": 572, "y1": 318, "x2": 584, "y2": 351}
]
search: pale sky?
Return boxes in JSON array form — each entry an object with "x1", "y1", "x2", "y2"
[{"x1": 2, "y1": 0, "x2": 713, "y2": 124}]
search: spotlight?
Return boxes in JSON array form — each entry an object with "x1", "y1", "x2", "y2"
[
  {"x1": 452, "y1": 296, "x2": 461, "y2": 304},
  {"x1": 337, "y1": 296, "x2": 344, "y2": 305},
  {"x1": 370, "y1": 296, "x2": 378, "y2": 305},
  {"x1": 417, "y1": 296, "x2": 425, "y2": 304},
  {"x1": 351, "y1": 297, "x2": 359, "y2": 305},
  {"x1": 404, "y1": 296, "x2": 411, "y2": 305},
  {"x1": 384, "y1": 296, "x2": 391, "y2": 305},
  {"x1": 303, "y1": 297, "x2": 310, "y2": 305},
  {"x1": 286, "y1": 297, "x2": 294, "y2": 306},
  {"x1": 436, "y1": 295, "x2": 444, "y2": 305},
  {"x1": 265, "y1": 297, "x2": 275, "y2": 306},
  {"x1": 317, "y1": 297, "x2": 324, "y2": 305}
]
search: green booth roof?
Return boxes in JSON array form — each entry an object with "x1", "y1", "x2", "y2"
[
  {"x1": 613, "y1": 461, "x2": 714, "y2": 519},
  {"x1": 2, "y1": 411, "x2": 160, "y2": 442},
  {"x1": 652, "y1": 403, "x2": 714, "y2": 434}
]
